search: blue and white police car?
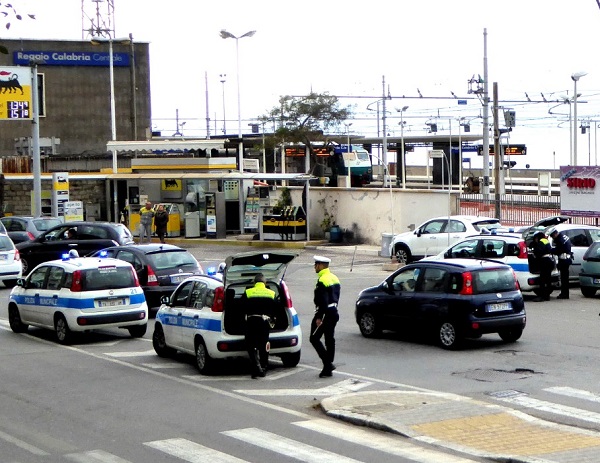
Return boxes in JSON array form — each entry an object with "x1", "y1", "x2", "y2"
[
  {"x1": 153, "y1": 251, "x2": 302, "y2": 374},
  {"x1": 8, "y1": 251, "x2": 148, "y2": 344}
]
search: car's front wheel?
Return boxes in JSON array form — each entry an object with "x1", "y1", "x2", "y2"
[
  {"x1": 195, "y1": 338, "x2": 214, "y2": 374},
  {"x1": 438, "y1": 320, "x2": 461, "y2": 350},
  {"x1": 55, "y1": 314, "x2": 73, "y2": 344},
  {"x1": 128, "y1": 324, "x2": 147, "y2": 338},
  {"x1": 394, "y1": 244, "x2": 412, "y2": 264},
  {"x1": 498, "y1": 328, "x2": 523, "y2": 343},
  {"x1": 152, "y1": 324, "x2": 175, "y2": 357},
  {"x1": 358, "y1": 311, "x2": 381, "y2": 338},
  {"x1": 581, "y1": 286, "x2": 597, "y2": 298},
  {"x1": 8, "y1": 305, "x2": 28, "y2": 333},
  {"x1": 280, "y1": 350, "x2": 301, "y2": 368}
]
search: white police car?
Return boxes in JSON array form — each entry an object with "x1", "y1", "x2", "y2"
[
  {"x1": 8, "y1": 251, "x2": 148, "y2": 344},
  {"x1": 153, "y1": 251, "x2": 302, "y2": 374}
]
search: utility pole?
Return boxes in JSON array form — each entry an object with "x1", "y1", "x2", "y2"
[
  {"x1": 482, "y1": 28, "x2": 491, "y2": 197},
  {"x1": 493, "y1": 82, "x2": 501, "y2": 220}
]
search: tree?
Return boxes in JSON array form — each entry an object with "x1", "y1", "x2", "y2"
[
  {"x1": 0, "y1": 2, "x2": 36, "y2": 54},
  {"x1": 260, "y1": 92, "x2": 352, "y2": 172}
]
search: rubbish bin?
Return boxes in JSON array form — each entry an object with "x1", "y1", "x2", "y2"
[
  {"x1": 329, "y1": 225, "x2": 343, "y2": 243},
  {"x1": 381, "y1": 233, "x2": 394, "y2": 257},
  {"x1": 185, "y1": 211, "x2": 201, "y2": 238}
]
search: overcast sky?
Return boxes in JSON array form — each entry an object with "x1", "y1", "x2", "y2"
[{"x1": 6, "y1": 0, "x2": 600, "y2": 169}]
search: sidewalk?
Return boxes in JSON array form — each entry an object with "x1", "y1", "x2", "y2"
[{"x1": 321, "y1": 390, "x2": 600, "y2": 463}]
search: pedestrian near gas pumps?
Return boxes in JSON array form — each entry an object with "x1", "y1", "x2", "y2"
[
  {"x1": 241, "y1": 273, "x2": 276, "y2": 379},
  {"x1": 311, "y1": 255, "x2": 341, "y2": 378},
  {"x1": 531, "y1": 231, "x2": 554, "y2": 302},
  {"x1": 139, "y1": 201, "x2": 155, "y2": 244},
  {"x1": 154, "y1": 204, "x2": 169, "y2": 244},
  {"x1": 549, "y1": 227, "x2": 573, "y2": 299}
]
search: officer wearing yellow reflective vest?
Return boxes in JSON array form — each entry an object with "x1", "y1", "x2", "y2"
[
  {"x1": 241, "y1": 273, "x2": 276, "y2": 378},
  {"x1": 311, "y1": 255, "x2": 341, "y2": 378}
]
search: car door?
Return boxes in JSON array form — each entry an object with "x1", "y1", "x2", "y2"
[
  {"x1": 37, "y1": 266, "x2": 66, "y2": 327},
  {"x1": 412, "y1": 266, "x2": 448, "y2": 327},
  {"x1": 563, "y1": 228, "x2": 592, "y2": 280},
  {"x1": 160, "y1": 280, "x2": 196, "y2": 350},
  {"x1": 113, "y1": 249, "x2": 145, "y2": 283},
  {"x1": 411, "y1": 219, "x2": 448, "y2": 258},
  {"x1": 20, "y1": 225, "x2": 74, "y2": 270},
  {"x1": 72, "y1": 225, "x2": 118, "y2": 256},
  {"x1": 445, "y1": 239, "x2": 480, "y2": 259},
  {"x1": 376, "y1": 266, "x2": 422, "y2": 331},
  {"x1": 21, "y1": 265, "x2": 51, "y2": 325},
  {"x1": 441, "y1": 219, "x2": 468, "y2": 251},
  {"x1": 179, "y1": 280, "x2": 213, "y2": 353}
]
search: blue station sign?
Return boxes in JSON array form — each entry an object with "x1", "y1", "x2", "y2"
[{"x1": 13, "y1": 51, "x2": 130, "y2": 67}]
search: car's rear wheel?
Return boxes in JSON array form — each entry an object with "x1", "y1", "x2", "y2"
[
  {"x1": 152, "y1": 324, "x2": 175, "y2": 357},
  {"x1": 280, "y1": 350, "x2": 301, "y2": 368},
  {"x1": 581, "y1": 286, "x2": 597, "y2": 298},
  {"x1": 21, "y1": 257, "x2": 30, "y2": 275},
  {"x1": 498, "y1": 328, "x2": 523, "y2": 343},
  {"x1": 195, "y1": 338, "x2": 214, "y2": 374},
  {"x1": 8, "y1": 305, "x2": 28, "y2": 333},
  {"x1": 358, "y1": 311, "x2": 381, "y2": 338},
  {"x1": 394, "y1": 244, "x2": 412, "y2": 264},
  {"x1": 128, "y1": 324, "x2": 147, "y2": 338},
  {"x1": 438, "y1": 320, "x2": 461, "y2": 350},
  {"x1": 55, "y1": 314, "x2": 73, "y2": 344}
]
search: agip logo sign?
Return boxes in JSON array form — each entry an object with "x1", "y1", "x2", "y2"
[{"x1": 0, "y1": 66, "x2": 32, "y2": 120}]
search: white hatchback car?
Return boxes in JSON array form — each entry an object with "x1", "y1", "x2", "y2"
[
  {"x1": 152, "y1": 251, "x2": 302, "y2": 374},
  {"x1": 8, "y1": 253, "x2": 148, "y2": 343},
  {"x1": 389, "y1": 215, "x2": 502, "y2": 263},
  {"x1": 424, "y1": 232, "x2": 560, "y2": 295},
  {"x1": 0, "y1": 233, "x2": 22, "y2": 287}
]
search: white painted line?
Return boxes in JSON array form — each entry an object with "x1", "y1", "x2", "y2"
[
  {"x1": 65, "y1": 449, "x2": 132, "y2": 463},
  {"x1": 495, "y1": 394, "x2": 600, "y2": 425},
  {"x1": 223, "y1": 427, "x2": 363, "y2": 462},
  {"x1": 545, "y1": 386, "x2": 600, "y2": 404},
  {"x1": 264, "y1": 368, "x2": 305, "y2": 380},
  {"x1": 0, "y1": 429, "x2": 49, "y2": 456},
  {"x1": 145, "y1": 438, "x2": 248, "y2": 462},
  {"x1": 140, "y1": 362, "x2": 187, "y2": 369},
  {"x1": 235, "y1": 378, "x2": 372, "y2": 396},
  {"x1": 295, "y1": 418, "x2": 481, "y2": 463},
  {"x1": 182, "y1": 375, "x2": 248, "y2": 382},
  {"x1": 104, "y1": 350, "x2": 156, "y2": 358}
]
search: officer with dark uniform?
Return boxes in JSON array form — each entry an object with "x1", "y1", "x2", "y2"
[
  {"x1": 531, "y1": 231, "x2": 554, "y2": 301},
  {"x1": 549, "y1": 227, "x2": 573, "y2": 299},
  {"x1": 310, "y1": 255, "x2": 341, "y2": 378},
  {"x1": 241, "y1": 273, "x2": 276, "y2": 379}
]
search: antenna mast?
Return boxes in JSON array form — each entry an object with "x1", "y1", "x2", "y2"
[{"x1": 81, "y1": 0, "x2": 115, "y2": 39}]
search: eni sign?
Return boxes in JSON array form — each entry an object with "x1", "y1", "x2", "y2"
[{"x1": 0, "y1": 66, "x2": 32, "y2": 120}]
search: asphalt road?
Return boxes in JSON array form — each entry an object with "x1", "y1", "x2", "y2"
[{"x1": 1, "y1": 243, "x2": 600, "y2": 462}]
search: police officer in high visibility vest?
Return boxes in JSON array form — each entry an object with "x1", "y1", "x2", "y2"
[
  {"x1": 532, "y1": 231, "x2": 554, "y2": 301},
  {"x1": 241, "y1": 273, "x2": 276, "y2": 378},
  {"x1": 311, "y1": 255, "x2": 341, "y2": 378},
  {"x1": 549, "y1": 227, "x2": 573, "y2": 299}
]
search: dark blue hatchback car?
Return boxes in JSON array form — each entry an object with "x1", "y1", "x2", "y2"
[{"x1": 355, "y1": 259, "x2": 526, "y2": 349}]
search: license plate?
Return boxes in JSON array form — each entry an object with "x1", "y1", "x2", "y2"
[
  {"x1": 594, "y1": 278, "x2": 600, "y2": 284},
  {"x1": 171, "y1": 275, "x2": 189, "y2": 284},
  {"x1": 486, "y1": 302, "x2": 512, "y2": 313},
  {"x1": 0, "y1": 254, "x2": 8, "y2": 261},
  {"x1": 98, "y1": 298, "x2": 127, "y2": 308}
]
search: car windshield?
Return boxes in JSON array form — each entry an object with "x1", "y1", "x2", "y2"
[
  {"x1": 473, "y1": 221, "x2": 501, "y2": 231},
  {"x1": 147, "y1": 251, "x2": 198, "y2": 270},
  {"x1": 0, "y1": 235, "x2": 14, "y2": 250},
  {"x1": 471, "y1": 268, "x2": 516, "y2": 294},
  {"x1": 80, "y1": 266, "x2": 136, "y2": 291},
  {"x1": 32, "y1": 218, "x2": 62, "y2": 232}
]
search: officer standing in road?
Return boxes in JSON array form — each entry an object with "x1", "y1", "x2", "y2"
[
  {"x1": 311, "y1": 255, "x2": 341, "y2": 378},
  {"x1": 549, "y1": 227, "x2": 573, "y2": 299},
  {"x1": 241, "y1": 273, "x2": 276, "y2": 379},
  {"x1": 532, "y1": 231, "x2": 554, "y2": 302}
]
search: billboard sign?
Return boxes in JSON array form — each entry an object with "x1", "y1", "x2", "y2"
[
  {"x1": 559, "y1": 166, "x2": 600, "y2": 218},
  {"x1": 13, "y1": 51, "x2": 130, "y2": 67},
  {"x1": 0, "y1": 66, "x2": 32, "y2": 120}
]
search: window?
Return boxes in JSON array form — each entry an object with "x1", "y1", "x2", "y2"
[
  {"x1": 449, "y1": 239, "x2": 478, "y2": 258},
  {"x1": 29, "y1": 266, "x2": 49, "y2": 289},
  {"x1": 565, "y1": 230, "x2": 589, "y2": 247},
  {"x1": 81, "y1": 266, "x2": 135, "y2": 291},
  {"x1": 481, "y1": 239, "x2": 504, "y2": 258},
  {"x1": 391, "y1": 268, "x2": 420, "y2": 292},
  {"x1": 420, "y1": 267, "x2": 447, "y2": 292},
  {"x1": 7, "y1": 219, "x2": 26, "y2": 232},
  {"x1": 0, "y1": 236, "x2": 13, "y2": 251},
  {"x1": 116, "y1": 250, "x2": 143, "y2": 272},
  {"x1": 172, "y1": 281, "x2": 194, "y2": 306},
  {"x1": 421, "y1": 220, "x2": 446, "y2": 235},
  {"x1": 47, "y1": 267, "x2": 65, "y2": 290},
  {"x1": 472, "y1": 268, "x2": 516, "y2": 294},
  {"x1": 445, "y1": 220, "x2": 466, "y2": 233},
  {"x1": 189, "y1": 281, "x2": 210, "y2": 309}
]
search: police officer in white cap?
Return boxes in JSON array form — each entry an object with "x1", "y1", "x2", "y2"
[{"x1": 311, "y1": 255, "x2": 341, "y2": 378}]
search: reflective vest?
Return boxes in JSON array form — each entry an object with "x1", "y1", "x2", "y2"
[{"x1": 245, "y1": 282, "x2": 275, "y2": 300}]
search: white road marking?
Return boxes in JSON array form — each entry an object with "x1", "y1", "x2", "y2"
[
  {"x1": 104, "y1": 350, "x2": 156, "y2": 358},
  {"x1": 545, "y1": 386, "x2": 600, "y2": 404},
  {"x1": 264, "y1": 368, "x2": 305, "y2": 380},
  {"x1": 295, "y1": 418, "x2": 481, "y2": 463},
  {"x1": 145, "y1": 437, "x2": 248, "y2": 462},
  {"x1": 182, "y1": 374, "x2": 248, "y2": 381},
  {"x1": 235, "y1": 378, "x2": 372, "y2": 396},
  {"x1": 495, "y1": 394, "x2": 600, "y2": 425},
  {"x1": 0, "y1": 429, "x2": 49, "y2": 456},
  {"x1": 140, "y1": 362, "x2": 187, "y2": 369},
  {"x1": 65, "y1": 449, "x2": 132, "y2": 462},
  {"x1": 223, "y1": 427, "x2": 363, "y2": 462}
]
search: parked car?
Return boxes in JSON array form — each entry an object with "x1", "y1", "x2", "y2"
[
  {"x1": 578, "y1": 241, "x2": 600, "y2": 297},
  {"x1": 16, "y1": 221, "x2": 135, "y2": 275},
  {"x1": 521, "y1": 215, "x2": 570, "y2": 246},
  {"x1": 0, "y1": 233, "x2": 22, "y2": 287},
  {"x1": 389, "y1": 215, "x2": 502, "y2": 263},
  {"x1": 153, "y1": 251, "x2": 302, "y2": 374},
  {"x1": 0, "y1": 216, "x2": 63, "y2": 244},
  {"x1": 90, "y1": 244, "x2": 204, "y2": 311},
  {"x1": 8, "y1": 253, "x2": 148, "y2": 344},
  {"x1": 424, "y1": 232, "x2": 560, "y2": 296},
  {"x1": 355, "y1": 259, "x2": 526, "y2": 349}
]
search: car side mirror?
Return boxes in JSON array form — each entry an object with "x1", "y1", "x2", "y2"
[
  {"x1": 416, "y1": 230, "x2": 422, "y2": 237},
  {"x1": 16, "y1": 278, "x2": 26, "y2": 288},
  {"x1": 160, "y1": 295, "x2": 171, "y2": 306}
]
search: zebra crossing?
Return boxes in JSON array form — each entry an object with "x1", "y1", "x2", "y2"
[{"x1": 6, "y1": 418, "x2": 480, "y2": 463}]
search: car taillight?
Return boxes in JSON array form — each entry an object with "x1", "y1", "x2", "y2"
[
  {"x1": 13, "y1": 249, "x2": 20, "y2": 261},
  {"x1": 459, "y1": 271, "x2": 473, "y2": 295},
  {"x1": 211, "y1": 286, "x2": 224, "y2": 312},
  {"x1": 518, "y1": 241, "x2": 528, "y2": 259},
  {"x1": 71, "y1": 270, "x2": 82, "y2": 292},
  {"x1": 131, "y1": 268, "x2": 140, "y2": 287},
  {"x1": 281, "y1": 281, "x2": 293, "y2": 308},
  {"x1": 27, "y1": 232, "x2": 35, "y2": 241},
  {"x1": 147, "y1": 266, "x2": 159, "y2": 286}
]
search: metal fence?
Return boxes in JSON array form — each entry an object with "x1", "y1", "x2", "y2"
[{"x1": 459, "y1": 194, "x2": 600, "y2": 227}]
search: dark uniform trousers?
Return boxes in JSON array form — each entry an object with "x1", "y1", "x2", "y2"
[
  {"x1": 246, "y1": 315, "x2": 270, "y2": 372},
  {"x1": 310, "y1": 308, "x2": 339, "y2": 367}
]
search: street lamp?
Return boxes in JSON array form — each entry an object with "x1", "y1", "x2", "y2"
[
  {"x1": 344, "y1": 122, "x2": 353, "y2": 152},
  {"x1": 220, "y1": 29, "x2": 256, "y2": 232},
  {"x1": 572, "y1": 71, "x2": 587, "y2": 165},
  {"x1": 91, "y1": 35, "x2": 131, "y2": 222},
  {"x1": 396, "y1": 106, "x2": 408, "y2": 189},
  {"x1": 219, "y1": 73, "x2": 226, "y2": 134}
]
